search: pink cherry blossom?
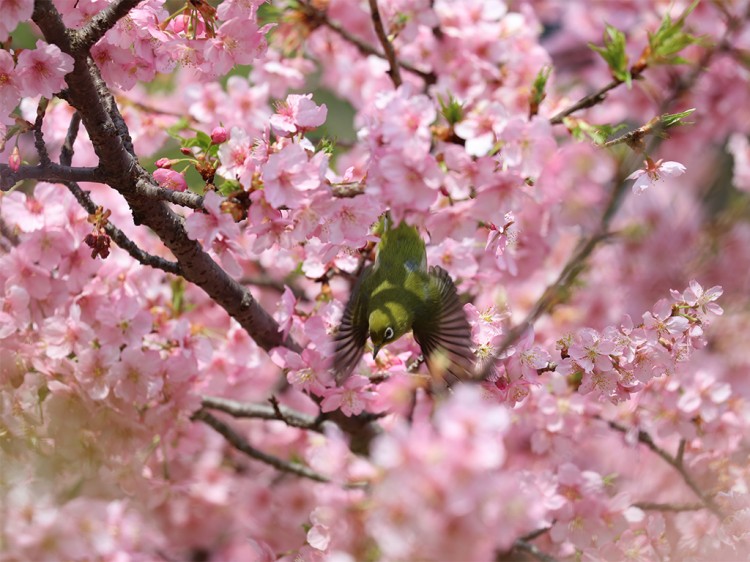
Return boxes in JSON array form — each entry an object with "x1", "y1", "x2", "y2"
[
  {"x1": 2, "y1": 2, "x2": 749, "y2": 560},
  {"x1": 15, "y1": 41, "x2": 74, "y2": 98},
  {"x1": 628, "y1": 158, "x2": 687, "y2": 194},
  {"x1": 153, "y1": 168, "x2": 188, "y2": 191},
  {"x1": 261, "y1": 143, "x2": 326, "y2": 209},
  {"x1": 0, "y1": 0, "x2": 33, "y2": 42},
  {"x1": 185, "y1": 190, "x2": 240, "y2": 246},
  {"x1": 270, "y1": 93, "x2": 328, "y2": 137},
  {"x1": 320, "y1": 375, "x2": 376, "y2": 417}
]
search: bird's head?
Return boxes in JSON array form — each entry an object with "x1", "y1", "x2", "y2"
[{"x1": 368, "y1": 307, "x2": 402, "y2": 359}]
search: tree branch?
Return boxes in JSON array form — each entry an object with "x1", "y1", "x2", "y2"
[
  {"x1": 367, "y1": 0, "x2": 402, "y2": 87},
  {"x1": 74, "y1": 0, "x2": 145, "y2": 50},
  {"x1": 135, "y1": 179, "x2": 205, "y2": 210},
  {"x1": 33, "y1": 98, "x2": 51, "y2": 166},
  {"x1": 508, "y1": 540, "x2": 559, "y2": 562},
  {"x1": 66, "y1": 181, "x2": 183, "y2": 274},
  {"x1": 193, "y1": 409, "x2": 334, "y2": 484},
  {"x1": 604, "y1": 418, "x2": 724, "y2": 518},
  {"x1": 201, "y1": 395, "x2": 323, "y2": 432},
  {"x1": 32, "y1": 0, "x2": 300, "y2": 354},
  {"x1": 58, "y1": 111, "x2": 182, "y2": 275},
  {"x1": 634, "y1": 501, "x2": 705, "y2": 512},
  {"x1": 478, "y1": 34, "x2": 728, "y2": 380},
  {"x1": 0, "y1": 163, "x2": 103, "y2": 190},
  {"x1": 303, "y1": 2, "x2": 436, "y2": 85},
  {"x1": 549, "y1": 78, "x2": 622, "y2": 125}
]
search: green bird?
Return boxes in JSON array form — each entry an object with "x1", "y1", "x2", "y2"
[{"x1": 333, "y1": 220, "x2": 475, "y2": 386}]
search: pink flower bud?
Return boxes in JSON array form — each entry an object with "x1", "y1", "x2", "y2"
[
  {"x1": 9, "y1": 146, "x2": 21, "y2": 172},
  {"x1": 155, "y1": 158, "x2": 172, "y2": 169},
  {"x1": 153, "y1": 168, "x2": 188, "y2": 192},
  {"x1": 210, "y1": 127, "x2": 229, "y2": 144}
]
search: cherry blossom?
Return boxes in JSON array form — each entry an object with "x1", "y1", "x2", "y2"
[
  {"x1": 628, "y1": 158, "x2": 687, "y2": 194},
  {"x1": 1, "y1": 1, "x2": 749, "y2": 560}
]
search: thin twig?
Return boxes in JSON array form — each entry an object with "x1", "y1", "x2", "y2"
[
  {"x1": 604, "y1": 418, "x2": 724, "y2": 517},
  {"x1": 194, "y1": 409, "x2": 331, "y2": 482},
  {"x1": 520, "y1": 527, "x2": 552, "y2": 542},
  {"x1": 201, "y1": 395, "x2": 323, "y2": 432},
  {"x1": 239, "y1": 274, "x2": 307, "y2": 301},
  {"x1": 59, "y1": 113, "x2": 182, "y2": 275},
  {"x1": 193, "y1": 409, "x2": 333, "y2": 484},
  {"x1": 511, "y1": 540, "x2": 559, "y2": 562},
  {"x1": 304, "y1": 3, "x2": 435, "y2": 85},
  {"x1": 367, "y1": 0, "x2": 402, "y2": 87},
  {"x1": 60, "y1": 111, "x2": 81, "y2": 167},
  {"x1": 66, "y1": 182, "x2": 183, "y2": 274},
  {"x1": 33, "y1": 98, "x2": 51, "y2": 166},
  {"x1": 549, "y1": 79, "x2": 622, "y2": 125},
  {"x1": 478, "y1": 31, "x2": 729, "y2": 380}
]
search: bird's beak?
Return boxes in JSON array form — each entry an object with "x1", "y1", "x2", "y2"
[{"x1": 372, "y1": 344, "x2": 382, "y2": 360}]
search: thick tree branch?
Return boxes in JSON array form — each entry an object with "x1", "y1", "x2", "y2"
[
  {"x1": 367, "y1": 0, "x2": 402, "y2": 87},
  {"x1": 0, "y1": 163, "x2": 103, "y2": 189},
  {"x1": 32, "y1": 0, "x2": 299, "y2": 354},
  {"x1": 135, "y1": 179, "x2": 205, "y2": 210}
]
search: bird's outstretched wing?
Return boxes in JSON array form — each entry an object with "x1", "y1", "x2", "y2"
[
  {"x1": 412, "y1": 266, "x2": 475, "y2": 386},
  {"x1": 332, "y1": 265, "x2": 372, "y2": 383}
]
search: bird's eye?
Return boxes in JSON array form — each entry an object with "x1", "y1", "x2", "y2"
[{"x1": 384, "y1": 327, "x2": 394, "y2": 340}]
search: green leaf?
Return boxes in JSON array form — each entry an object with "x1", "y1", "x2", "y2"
[
  {"x1": 589, "y1": 24, "x2": 631, "y2": 85},
  {"x1": 166, "y1": 117, "x2": 191, "y2": 139},
  {"x1": 170, "y1": 278, "x2": 187, "y2": 316},
  {"x1": 316, "y1": 136, "x2": 336, "y2": 155},
  {"x1": 217, "y1": 179, "x2": 242, "y2": 196},
  {"x1": 647, "y1": 0, "x2": 705, "y2": 66},
  {"x1": 438, "y1": 94, "x2": 464, "y2": 125},
  {"x1": 564, "y1": 118, "x2": 627, "y2": 145},
  {"x1": 660, "y1": 108, "x2": 696, "y2": 129},
  {"x1": 194, "y1": 131, "x2": 213, "y2": 151},
  {"x1": 530, "y1": 66, "x2": 552, "y2": 109}
]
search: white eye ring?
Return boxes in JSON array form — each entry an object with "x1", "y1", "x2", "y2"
[{"x1": 384, "y1": 327, "x2": 394, "y2": 340}]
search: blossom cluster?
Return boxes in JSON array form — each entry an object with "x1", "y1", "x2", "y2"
[{"x1": 1, "y1": 0, "x2": 750, "y2": 560}]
